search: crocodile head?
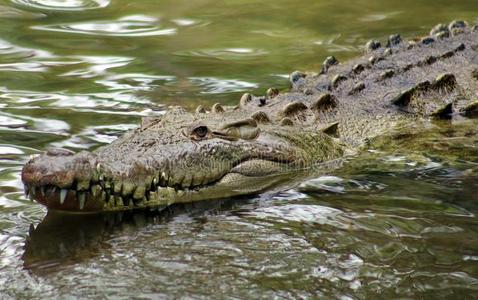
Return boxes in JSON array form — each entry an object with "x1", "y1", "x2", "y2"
[{"x1": 21, "y1": 106, "x2": 344, "y2": 212}]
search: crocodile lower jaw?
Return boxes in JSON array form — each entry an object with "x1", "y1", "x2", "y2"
[{"x1": 24, "y1": 183, "x2": 187, "y2": 212}]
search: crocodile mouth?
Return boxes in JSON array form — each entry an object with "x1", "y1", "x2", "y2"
[
  {"x1": 23, "y1": 157, "x2": 295, "y2": 213},
  {"x1": 24, "y1": 181, "x2": 202, "y2": 213}
]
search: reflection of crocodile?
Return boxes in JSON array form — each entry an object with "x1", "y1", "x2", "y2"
[
  {"x1": 21, "y1": 21, "x2": 478, "y2": 212},
  {"x1": 22, "y1": 199, "x2": 245, "y2": 271}
]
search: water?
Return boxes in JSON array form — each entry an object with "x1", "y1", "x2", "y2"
[{"x1": 1, "y1": 0, "x2": 478, "y2": 297}]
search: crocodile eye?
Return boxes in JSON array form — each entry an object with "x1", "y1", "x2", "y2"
[{"x1": 190, "y1": 124, "x2": 209, "y2": 141}]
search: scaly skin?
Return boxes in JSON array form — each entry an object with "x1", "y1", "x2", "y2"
[{"x1": 22, "y1": 21, "x2": 478, "y2": 213}]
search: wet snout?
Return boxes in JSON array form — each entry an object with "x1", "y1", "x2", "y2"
[{"x1": 21, "y1": 149, "x2": 102, "y2": 212}]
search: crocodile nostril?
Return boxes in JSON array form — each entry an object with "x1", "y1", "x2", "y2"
[{"x1": 46, "y1": 148, "x2": 75, "y2": 157}]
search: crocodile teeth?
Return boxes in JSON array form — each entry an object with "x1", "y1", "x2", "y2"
[
  {"x1": 60, "y1": 189, "x2": 67, "y2": 204},
  {"x1": 133, "y1": 186, "x2": 146, "y2": 199},
  {"x1": 78, "y1": 192, "x2": 85, "y2": 210},
  {"x1": 161, "y1": 171, "x2": 168, "y2": 186},
  {"x1": 91, "y1": 185, "x2": 100, "y2": 197},
  {"x1": 113, "y1": 181, "x2": 122, "y2": 194},
  {"x1": 122, "y1": 182, "x2": 135, "y2": 197}
]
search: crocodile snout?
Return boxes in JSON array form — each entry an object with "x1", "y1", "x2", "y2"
[{"x1": 21, "y1": 150, "x2": 104, "y2": 212}]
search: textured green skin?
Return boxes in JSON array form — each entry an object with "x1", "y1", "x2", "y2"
[{"x1": 21, "y1": 22, "x2": 478, "y2": 212}]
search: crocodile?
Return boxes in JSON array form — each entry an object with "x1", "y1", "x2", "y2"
[{"x1": 21, "y1": 20, "x2": 478, "y2": 213}]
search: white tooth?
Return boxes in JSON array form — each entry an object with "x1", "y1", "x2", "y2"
[
  {"x1": 31, "y1": 186, "x2": 36, "y2": 196},
  {"x1": 96, "y1": 163, "x2": 101, "y2": 172},
  {"x1": 161, "y1": 172, "x2": 167, "y2": 180},
  {"x1": 153, "y1": 177, "x2": 157, "y2": 186},
  {"x1": 60, "y1": 189, "x2": 67, "y2": 204},
  {"x1": 91, "y1": 185, "x2": 100, "y2": 197},
  {"x1": 78, "y1": 192, "x2": 85, "y2": 210}
]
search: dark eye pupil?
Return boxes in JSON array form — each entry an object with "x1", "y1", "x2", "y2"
[{"x1": 194, "y1": 126, "x2": 208, "y2": 137}]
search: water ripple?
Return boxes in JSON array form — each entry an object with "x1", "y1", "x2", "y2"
[
  {"x1": 97, "y1": 73, "x2": 176, "y2": 91},
  {"x1": 358, "y1": 11, "x2": 402, "y2": 22},
  {"x1": 0, "y1": 39, "x2": 54, "y2": 61},
  {"x1": 246, "y1": 204, "x2": 346, "y2": 226},
  {"x1": 0, "y1": 146, "x2": 24, "y2": 155},
  {"x1": 0, "y1": 4, "x2": 45, "y2": 19},
  {"x1": 60, "y1": 55, "x2": 134, "y2": 78},
  {"x1": 32, "y1": 15, "x2": 177, "y2": 37},
  {"x1": 176, "y1": 48, "x2": 268, "y2": 60},
  {"x1": 189, "y1": 77, "x2": 258, "y2": 94},
  {"x1": 0, "y1": 62, "x2": 47, "y2": 72},
  {"x1": 0, "y1": 115, "x2": 28, "y2": 128},
  {"x1": 171, "y1": 18, "x2": 210, "y2": 28},
  {"x1": 314, "y1": 35, "x2": 359, "y2": 52},
  {"x1": 11, "y1": 0, "x2": 110, "y2": 11}
]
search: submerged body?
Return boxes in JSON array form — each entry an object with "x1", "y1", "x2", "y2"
[{"x1": 22, "y1": 21, "x2": 478, "y2": 212}]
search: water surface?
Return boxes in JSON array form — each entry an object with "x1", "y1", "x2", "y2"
[{"x1": 1, "y1": 0, "x2": 478, "y2": 298}]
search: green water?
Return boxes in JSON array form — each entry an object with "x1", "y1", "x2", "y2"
[{"x1": 1, "y1": 0, "x2": 478, "y2": 298}]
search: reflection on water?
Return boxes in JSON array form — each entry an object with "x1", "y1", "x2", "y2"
[
  {"x1": 14, "y1": 159, "x2": 478, "y2": 297},
  {"x1": 12, "y1": 0, "x2": 110, "y2": 11},
  {"x1": 33, "y1": 15, "x2": 177, "y2": 37},
  {"x1": 22, "y1": 198, "x2": 249, "y2": 273},
  {"x1": 176, "y1": 48, "x2": 269, "y2": 60},
  {"x1": 189, "y1": 76, "x2": 258, "y2": 94},
  {"x1": 1, "y1": 0, "x2": 478, "y2": 297}
]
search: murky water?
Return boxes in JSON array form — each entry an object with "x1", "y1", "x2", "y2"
[{"x1": 1, "y1": 0, "x2": 477, "y2": 298}]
